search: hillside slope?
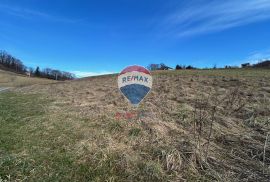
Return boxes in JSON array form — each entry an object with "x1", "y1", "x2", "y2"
[
  {"x1": 0, "y1": 69, "x2": 57, "y2": 87},
  {"x1": 1, "y1": 69, "x2": 270, "y2": 181}
]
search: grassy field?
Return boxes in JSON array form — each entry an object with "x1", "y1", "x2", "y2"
[
  {"x1": 0, "y1": 69, "x2": 56, "y2": 88},
  {"x1": 1, "y1": 69, "x2": 270, "y2": 181}
]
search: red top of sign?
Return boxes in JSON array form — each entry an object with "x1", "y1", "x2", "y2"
[{"x1": 119, "y1": 65, "x2": 150, "y2": 75}]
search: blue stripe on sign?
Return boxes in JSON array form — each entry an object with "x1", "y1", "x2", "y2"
[{"x1": 120, "y1": 84, "x2": 150, "y2": 105}]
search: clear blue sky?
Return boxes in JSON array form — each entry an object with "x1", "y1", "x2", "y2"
[{"x1": 1, "y1": 0, "x2": 270, "y2": 77}]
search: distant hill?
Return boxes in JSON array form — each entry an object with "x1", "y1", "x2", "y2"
[
  {"x1": 253, "y1": 60, "x2": 270, "y2": 68},
  {"x1": 0, "y1": 68, "x2": 56, "y2": 87}
]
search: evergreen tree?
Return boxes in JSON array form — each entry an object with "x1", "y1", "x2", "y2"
[{"x1": 34, "y1": 66, "x2": 40, "y2": 76}]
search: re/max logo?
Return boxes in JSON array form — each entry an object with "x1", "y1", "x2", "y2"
[{"x1": 122, "y1": 75, "x2": 149, "y2": 83}]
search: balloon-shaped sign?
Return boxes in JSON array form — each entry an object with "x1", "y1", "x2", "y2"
[{"x1": 118, "y1": 65, "x2": 152, "y2": 106}]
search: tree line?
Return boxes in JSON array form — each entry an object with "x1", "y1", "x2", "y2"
[
  {"x1": 148, "y1": 60, "x2": 270, "y2": 71},
  {"x1": 0, "y1": 50, "x2": 75, "y2": 80},
  {"x1": 29, "y1": 67, "x2": 75, "y2": 80},
  {"x1": 241, "y1": 60, "x2": 270, "y2": 68},
  {"x1": 0, "y1": 50, "x2": 26, "y2": 73},
  {"x1": 147, "y1": 63, "x2": 196, "y2": 71}
]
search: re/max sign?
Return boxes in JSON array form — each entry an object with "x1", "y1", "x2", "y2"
[{"x1": 122, "y1": 75, "x2": 149, "y2": 83}]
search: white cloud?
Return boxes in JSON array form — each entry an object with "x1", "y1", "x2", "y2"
[
  {"x1": 164, "y1": 0, "x2": 270, "y2": 37},
  {"x1": 71, "y1": 71, "x2": 115, "y2": 78},
  {"x1": 246, "y1": 49, "x2": 270, "y2": 64},
  {"x1": 0, "y1": 4, "x2": 81, "y2": 23}
]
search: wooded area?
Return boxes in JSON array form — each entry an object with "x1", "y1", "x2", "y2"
[{"x1": 0, "y1": 50, "x2": 75, "y2": 80}]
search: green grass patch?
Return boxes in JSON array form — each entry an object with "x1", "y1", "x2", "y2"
[
  {"x1": 0, "y1": 92, "x2": 169, "y2": 181},
  {"x1": 129, "y1": 128, "x2": 141, "y2": 137},
  {"x1": 0, "y1": 92, "x2": 78, "y2": 181}
]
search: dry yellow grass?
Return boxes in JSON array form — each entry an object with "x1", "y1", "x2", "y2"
[
  {"x1": 0, "y1": 69, "x2": 57, "y2": 87},
  {"x1": 1, "y1": 69, "x2": 270, "y2": 181}
]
